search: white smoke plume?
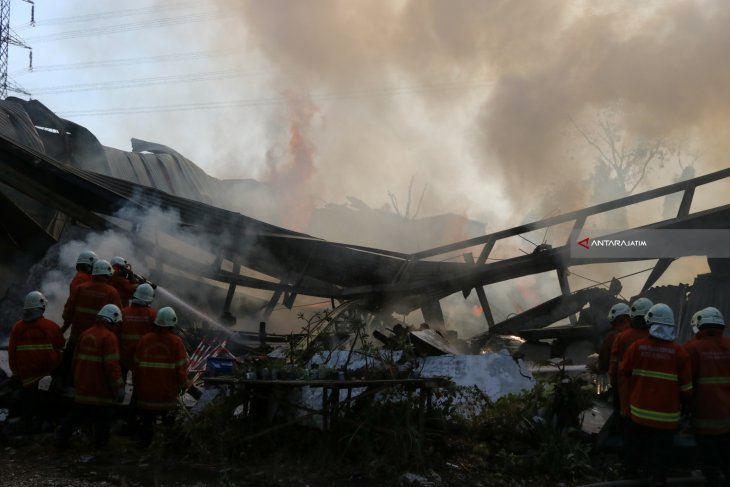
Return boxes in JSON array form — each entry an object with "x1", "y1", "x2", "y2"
[{"x1": 25, "y1": 0, "x2": 730, "y2": 336}]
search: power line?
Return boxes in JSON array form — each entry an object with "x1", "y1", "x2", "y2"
[
  {"x1": 569, "y1": 270, "x2": 608, "y2": 287},
  {"x1": 28, "y1": 68, "x2": 271, "y2": 95},
  {"x1": 15, "y1": 1, "x2": 201, "y2": 31},
  {"x1": 57, "y1": 81, "x2": 494, "y2": 117},
  {"x1": 574, "y1": 266, "x2": 656, "y2": 293},
  {"x1": 25, "y1": 11, "x2": 220, "y2": 43},
  {"x1": 12, "y1": 49, "x2": 237, "y2": 76}
]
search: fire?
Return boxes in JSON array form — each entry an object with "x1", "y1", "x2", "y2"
[
  {"x1": 265, "y1": 91, "x2": 319, "y2": 231},
  {"x1": 471, "y1": 305, "x2": 483, "y2": 317}
]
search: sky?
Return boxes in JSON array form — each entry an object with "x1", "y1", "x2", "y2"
[{"x1": 7, "y1": 0, "x2": 730, "y2": 322}]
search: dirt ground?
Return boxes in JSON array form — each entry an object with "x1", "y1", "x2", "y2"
[{"x1": 0, "y1": 433, "x2": 427, "y2": 487}]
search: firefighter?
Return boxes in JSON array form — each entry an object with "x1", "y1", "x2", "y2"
[
  {"x1": 620, "y1": 303, "x2": 692, "y2": 484},
  {"x1": 609, "y1": 297, "x2": 653, "y2": 417},
  {"x1": 69, "y1": 250, "x2": 97, "y2": 294},
  {"x1": 8, "y1": 291, "x2": 65, "y2": 433},
  {"x1": 110, "y1": 256, "x2": 139, "y2": 308},
  {"x1": 134, "y1": 306, "x2": 188, "y2": 447},
  {"x1": 683, "y1": 307, "x2": 730, "y2": 486},
  {"x1": 119, "y1": 284, "x2": 157, "y2": 374},
  {"x1": 599, "y1": 302, "x2": 631, "y2": 373},
  {"x1": 59, "y1": 259, "x2": 121, "y2": 388},
  {"x1": 56, "y1": 304, "x2": 125, "y2": 450},
  {"x1": 118, "y1": 283, "x2": 157, "y2": 434}
]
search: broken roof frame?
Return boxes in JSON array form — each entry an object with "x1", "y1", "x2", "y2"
[{"x1": 1, "y1": 131, "x2": 730, "y2": 332}]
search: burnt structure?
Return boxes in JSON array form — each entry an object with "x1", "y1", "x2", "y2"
[{"x1": 1, "y1": 97, "x2": 729, "y2": 346}]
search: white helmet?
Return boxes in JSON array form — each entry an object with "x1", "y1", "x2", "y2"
[
  {"x1": 630, "y1": 297, "x2": 654, "y2": 318},
  {"x1": 92, "y1": 259, "x2": 113, "y2": 277},
  {"x1": 695, "y1": 307, "x2": 725, "y2": 330},
  {"x1": 690, "y1": 310, "x2": 703, "y2": 335},
  {"x1": 133, "y1": 283, "x2": 155, "y2": 304},
  {"x1": 23, "y1": 291, "x2": 47, "y2": 310},
  {"x1": 607, "y1": 302, "x2": 630, "y2": 322},
  {"x1": 110, "y1": 256, "x2": 127, "y2": 268},
  {"x1": 155, "y1": 306, "x2": 177, "y2": 328},
  {"x1": 76, "y1": 250, "x2": 98, "y2": 267},
  {"x1": 646, "y1": 303, "x2": 675, "y2": 326},
  {"x1": 98, "y1": 304, "x2": 122, "y2": 324}
]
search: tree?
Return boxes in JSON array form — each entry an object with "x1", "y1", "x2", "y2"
[{"x1": 573, "y1": 106, "x2": 668, "y2": 199}]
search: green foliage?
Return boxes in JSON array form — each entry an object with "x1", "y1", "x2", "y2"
[
  {"x1": 472, "y1": 369, "x2": 594, "y2": 484},
  {"x1": 156, "y1": 357, "x2": 598, "y2": 485}
]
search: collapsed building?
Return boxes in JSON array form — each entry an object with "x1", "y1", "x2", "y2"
[{"x1": 0, "y1": 96, "x2": 729, "y2": 364}]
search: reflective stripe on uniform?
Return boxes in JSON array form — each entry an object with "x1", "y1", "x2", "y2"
[
  {"x1": 76, "y1": 352, "x2": 118, "y2": 362},
  {"x1": 74, "y1": 306, "x2": 100, "y2": 315},
  {"x1": 76, "y1": 353, "x2": 102, "y2": 363},
  {"x1": 698, "y1": 376, "x2": 730, "y2": 385},
  {"x1": 632, "y1": 369, "x2": 678, "y2": 381},
  {"x1": 630, "y1": 405, "x2": 680, "y2": 423},
  {"x1": 16, "y1": 344, "x2": 53, "y2": 351},
  {"x1": 680, "y1": 383, "x2": 693, "y2": 392},
  {"x1": 138, "y1": 360, "x2": 177, "y2": 369}
]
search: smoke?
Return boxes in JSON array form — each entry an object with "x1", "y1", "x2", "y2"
[
  {"x1": 39, "y1": 230, "x2": 140, "y2": 325},
  {"x1": 23, "y1": 0, "x2": 730, "y2": 334},
  {"x1": 192, "y1": 0, "x2": 730, "y2": 224},
  {"x1": 9, "y1": 204, "x2": 251, "y2": 334}
]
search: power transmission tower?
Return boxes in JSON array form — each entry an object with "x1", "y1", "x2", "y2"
[{"x1": 0, "y1": 0, "x2": 34, "y2": 99}]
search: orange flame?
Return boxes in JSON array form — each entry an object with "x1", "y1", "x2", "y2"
[{"x1": 265, "y1": 92, "x2": 319, "y2": 231}]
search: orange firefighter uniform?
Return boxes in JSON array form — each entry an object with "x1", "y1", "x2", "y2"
[
  {"x1": 57, "y1": 310, "x2": 124, "y2": 449},
  {"x1": 609, "y1": 327, "x2": 650, "y2": 416},
  {"x1": 111, "y1": 274, "x2": 137, "y2": 307},
  {"x1": 62, "y1": 277, "x2": 122, "y2": 339},
  {"x1": 683, "y1": 328, "x2": 730, "y2": 434},
  {"x1": 134, "y1": 328, "x2": 188, "y2": 411},
  {"x1": 8, "y1": 316, "x2": 65, "y2": 387},
  {"x1": 599, "y1": 318, "x2": 630, "y2": 373},
  {"x1": 683, "y1": 325, "x2": 730, "y2": 487},
  {"x1": 72, "y1": 322, "x2": 124, "y2": 406},
  {"x1": 620, "y1": 336, "x2": 692, "y2": 430},
  {"x1": 69, "y1": 271, "x2": 92, "y2": 295},
  {"x1": 118, "y1": 305, "x2": 157, "y2": 371}
]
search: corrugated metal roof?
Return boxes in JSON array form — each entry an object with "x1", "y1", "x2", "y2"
[
  {"x1": 3, "y1": 97, "x2": 730, "y2": 322},
  {"x1": 0, "y1": 98, "x2": 45, "y2": 152},
  {"x1": 0, "y1": 98, "x2": 237, "y2": 212}
]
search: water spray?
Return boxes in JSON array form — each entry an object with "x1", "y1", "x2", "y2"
[{"x1": 155, "y1": 286, "x2": 233, "y2": 336}]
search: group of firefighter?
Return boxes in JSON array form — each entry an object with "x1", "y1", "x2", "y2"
[
  {"x1": 598, "y1": 298, "x2": 730, "y2": 486},
  {"x1": 7, "y1": 250, "x2": 188, "y2": 449}
]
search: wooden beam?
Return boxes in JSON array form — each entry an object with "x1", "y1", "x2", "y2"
[
  {"x1": 462, "y1": 253, "x2": 495, "y2": 328},
  {"x1": 222, "y1": 260, "x2": 241, "y2": 313}
]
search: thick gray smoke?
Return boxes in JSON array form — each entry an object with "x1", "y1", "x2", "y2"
[
  {"x1": 29, "y1": 0, "x2": 730, "y2": 335},
  {"x1": 18, "y1": 205, "x2": 246, "y2": 335},
  {"x1": 200, "y1": 0, "x2": 730, "y2": 222}
]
